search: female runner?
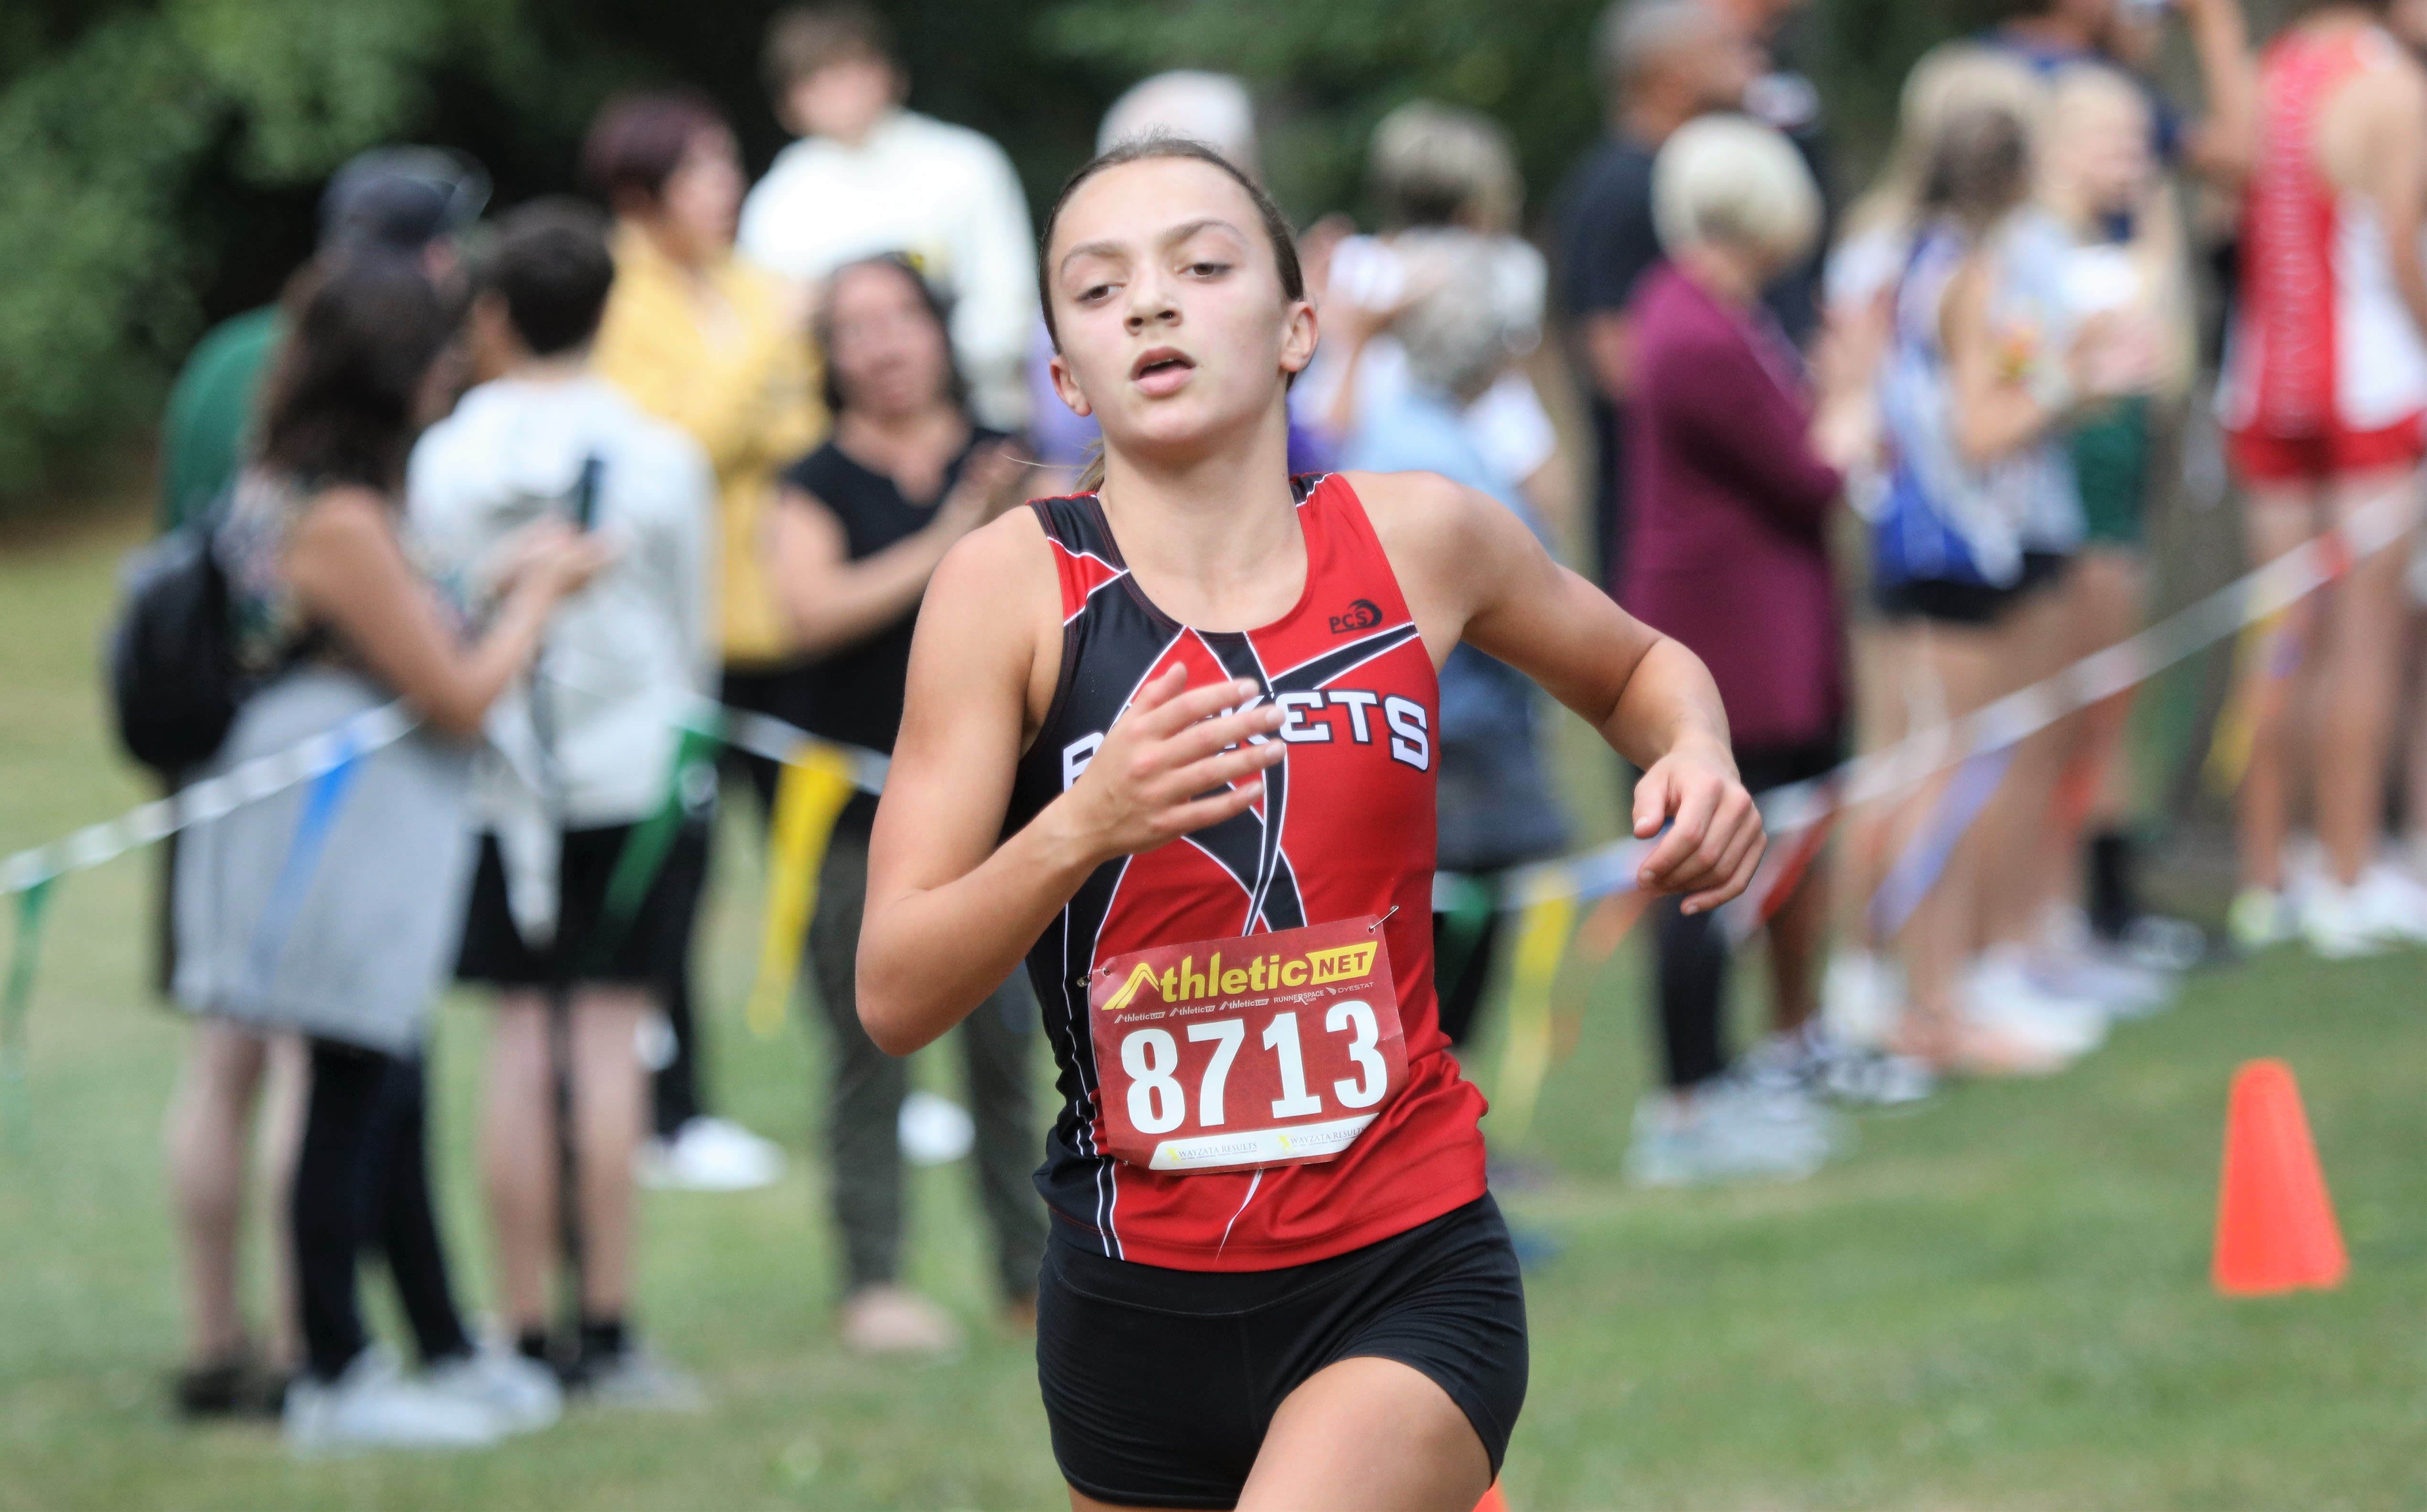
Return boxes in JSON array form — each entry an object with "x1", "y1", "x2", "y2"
[{"x1": 858, "y1": 138, "x2": 1765, "y2": 1512}]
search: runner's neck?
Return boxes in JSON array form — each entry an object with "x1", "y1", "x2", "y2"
[{"x1": 1093, "y1": 409, "x2": 1306, "y2": 633}]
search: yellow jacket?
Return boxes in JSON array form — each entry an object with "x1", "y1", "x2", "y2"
[{"x1": 593, "y1": 225, "x2": 825, "y2": 667}]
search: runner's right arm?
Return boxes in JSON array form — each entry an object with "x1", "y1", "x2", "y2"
[{"x1": 855, "y1": 512, "x2": 1285, "y2": 1056}]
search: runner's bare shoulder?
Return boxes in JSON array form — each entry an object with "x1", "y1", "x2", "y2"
[{"x1": 918, "y1": 500, "x2": 1063, "y2": 735}]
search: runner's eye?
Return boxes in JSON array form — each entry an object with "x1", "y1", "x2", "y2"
[
  {"x1": 1077, "y1": 280, "x2": 1118, "y2": 305},
  {"x1": 1187, "y1": 261, "x2": 1231, "y2": 279}
]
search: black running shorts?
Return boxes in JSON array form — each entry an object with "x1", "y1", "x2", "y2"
[
  {"x1": 1036, "y1": 1193, "x2": 1528, "y2": 1509},
  {"x1": 453, "y1": 823, "x2": 705, "y2": 990}
]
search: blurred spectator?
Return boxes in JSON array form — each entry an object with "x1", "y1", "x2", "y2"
[
  {"x1": 1705, "y1": 0, "x2": 1833, "y2": 346},
  {"x1": 1863, "y1": 83, "x2": 2155, "y2": 1072},
  {"x1": 1619, "y1": 116, "x2": 1893, "y2": 1184},
  {"x1": 584, "y1": 88, "x2": 814, "y2": 1188},
  {"x1": 766, "y1": 256, "x2": 1038, "y2": 1354},
  {"x1": 156, "y1": 146, "x2": 485, "y2": 1424},
  {"x1": 1097, "y1": 70, "x2": 1261, "y2": 168},
  {"x1": 1338, "y1": 230, "x2": 1568, "y2": 1057},
  {"x1": 2030, "y1": 64, "x2": 2200, "y2": 988},
  {"x1": 2217, "y1": 0, "x2": 2427, "y2": 957},
  {"x1": 175, "y1": 252, "x2": 606, "y2": 1452},
  {"x1": 158, "y1": 149, "x2": 489, "y2": 535},
  {"x1": 1556, "y1": 0, "x2": 1754, "y2": 591},
  {"x1": 411, "y1": 201, "x2": 715, "y2": 1405},
  {"x1": 740, "y1": 2, "x2": 1037, "y2": 431},
  {"x1": 1987, "y1": 0, "x2": 2254, "y2": 190},
  {"x1": 1307, "y1": 102, "x2": 1562, "y2": 528}
]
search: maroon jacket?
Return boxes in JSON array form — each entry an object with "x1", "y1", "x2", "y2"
[{"x1": 1620, "y1": 263, "x2": 1845, "y2": 751}]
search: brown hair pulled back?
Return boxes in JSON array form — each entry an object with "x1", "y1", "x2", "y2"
[{"x1": 1036, "y1": 137, "x2": 1305, "y2": 492}]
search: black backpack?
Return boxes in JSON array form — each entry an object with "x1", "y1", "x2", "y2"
[{"x1": 109, "y1": 506, "x2": 246, "y2": 773}]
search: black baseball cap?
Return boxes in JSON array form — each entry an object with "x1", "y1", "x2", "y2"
[{"x1": 319, "y1": 147, "x2": 492, "y2": 254}]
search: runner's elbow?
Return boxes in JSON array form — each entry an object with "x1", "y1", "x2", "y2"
[{"x1": 853, "y1": 945, "x2": 935, "y2": 1057}]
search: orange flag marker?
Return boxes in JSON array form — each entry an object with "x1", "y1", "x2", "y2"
[{"x1": 2212, "y1": 1059, "x2": 2347, "y2": 1296}]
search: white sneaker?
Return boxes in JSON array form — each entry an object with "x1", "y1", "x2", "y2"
[
  {"x1": 580, "y1": 1344, "x2": 708, "y2": 1413},
  {"x1": 2028, "y1": 945, "x2": 2176, "y2": 1020},
  {"x1": 1965, "y1": 949, "x2": 2105, "y2": 1060},
  {"x1": 1623, "y1": 1081, "x2": 1836, "y2": 1188},
  {"x1": 422, "y1": 1340, "x2": 561, "y2": 1436},
  {"x1": 283, "y1": 1346, "x2": 501, "y2": 1456},
  {"x1": 637, "y1": 1116, "x2": 784, "y2": 1192},
  {"x1": 2353, "y1": 864, "x2": 2427, "y2": 944},
  {"x1": 2227, "y1": 886, "x2": 2294, "y2": 954},
  {"x1": 2300, "y1": 880, "x2": 2392, "y2": 960},
  {"x1": 1821, "y1": 950, "x2": 1905, "y2": 1049}
]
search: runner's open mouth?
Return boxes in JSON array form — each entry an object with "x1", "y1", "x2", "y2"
[{"x1": 1132, "y1": 349, "x2": 1195, "y2": 381}]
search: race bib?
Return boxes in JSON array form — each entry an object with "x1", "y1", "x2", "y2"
[{"x1": 1087, "y1": 916, "x2": 1407, "y2": 1173}]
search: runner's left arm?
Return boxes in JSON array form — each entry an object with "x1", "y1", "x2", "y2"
[{"x1": 1353, "y1": 470, "x2": 1763, "y2": 914}]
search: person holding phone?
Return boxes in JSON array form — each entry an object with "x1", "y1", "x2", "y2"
[{"x1": 411, "y1": 202, "x2": 715, "y2": 1405}]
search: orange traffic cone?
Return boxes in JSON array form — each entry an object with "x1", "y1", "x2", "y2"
[
  {"x1": 2212, "y1": 1059, "x2": 2347, "y2": 1296},
  {"x1": 1473, "y1": 1482, "x2": 1510, "y2": 1512}
]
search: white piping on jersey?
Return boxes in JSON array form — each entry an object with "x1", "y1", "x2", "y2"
[
  {"x1": 1215, "y1": 1167, "x2": 1263, "y2": 1262},
  {"x1": 1235, "y1": 632, "x2": 1289, "y2": 936},
  {"x1": 1060, "y1": 628, "x2": 1185, "y2": 1258}
]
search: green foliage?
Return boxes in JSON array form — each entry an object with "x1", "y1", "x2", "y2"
[{"x1": 0, "y1": 0, "x2": 477, "y2": 500}]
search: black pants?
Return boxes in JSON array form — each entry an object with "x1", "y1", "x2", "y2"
[
  {"x1": 292, "y1": 1040, "x2": 471, "y2": 1382},
  {"x1": 648, "y1": 821, "x2": 713, "y2": 1137},
  {"x1": 1648, "y1": 740, "x2": 1839, "y2": 1091},
  {"x1": 809, "y1": 823, "x2": 1047, "y2": 1301},
  {"x1": 1431, "y1": 876, "x2": 1510, "y2": 1050}
]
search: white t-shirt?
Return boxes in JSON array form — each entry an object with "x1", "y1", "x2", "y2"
[
  {"x1": 739, "y1": 110, "x2": 1038, "y2": 431},
  {"x1": 408, "y1": 375, "x2": 715, "y2": 832}
]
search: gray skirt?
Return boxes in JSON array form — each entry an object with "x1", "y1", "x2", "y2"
[{"x1": 172, "y1": 669, "x2": 474, "y2": 1054}]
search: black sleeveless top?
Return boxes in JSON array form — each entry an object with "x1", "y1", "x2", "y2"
[{"x1": 781, "y1": 428, "x2": 1009, "y2": 775}]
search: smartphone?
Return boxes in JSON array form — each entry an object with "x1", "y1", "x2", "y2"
[{"x1": 571, "y1": 454, "x2": 604, "y2": 531}]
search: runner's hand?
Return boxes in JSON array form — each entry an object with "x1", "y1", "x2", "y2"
[
  {"x1": 1057, "y1": 667, "x2": 1285, "y2": 866},
  {"x1": 1631, "y1": 740, "x2": 1765, "y2": 914}
]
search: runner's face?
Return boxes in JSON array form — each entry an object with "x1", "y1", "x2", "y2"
[{"x1": 1045, "y1": 158, "x2": 1316, "y2": 463}]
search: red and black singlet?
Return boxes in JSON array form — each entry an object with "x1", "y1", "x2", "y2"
[{"x1": 1006, "y1": 473, "x2": 1489, "y2": 1270}]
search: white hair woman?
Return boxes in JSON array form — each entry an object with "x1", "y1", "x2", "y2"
[{"x1": 1623, "y1": 116, "x2": 1913, "y2": 1176}]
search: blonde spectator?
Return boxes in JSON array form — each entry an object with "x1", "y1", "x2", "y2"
[{"x1": 1307, "y1": 102, "x2": 1565, "y2": 530}]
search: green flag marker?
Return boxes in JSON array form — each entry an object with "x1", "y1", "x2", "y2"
[{"x1": 2, "y1": 877, "x2": 56, "y2": 1148}]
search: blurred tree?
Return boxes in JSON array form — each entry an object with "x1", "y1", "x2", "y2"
[{"x1": 0, "y1": 0, "x2": 1115, "y2": 506}]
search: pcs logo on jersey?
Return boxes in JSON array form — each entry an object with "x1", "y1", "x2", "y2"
[{"x1": 1327, "y1": 599, "x2": 1382, "y2": 635}]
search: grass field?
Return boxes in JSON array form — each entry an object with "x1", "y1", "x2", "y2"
[{"x1": 3, "y1": 505, "x2": 2424, "y2": 1511}]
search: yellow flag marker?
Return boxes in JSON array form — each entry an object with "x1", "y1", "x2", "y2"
[
  {"x1": 746, "y1": 743, "x2": 859, "y2": 1039},
  {"x1": 1492, "y1": 888, "x2": 1575, "y2": 1148},
  {"x1": 2205, "y1": 611, "x2": 2298, "y2": 797}
]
